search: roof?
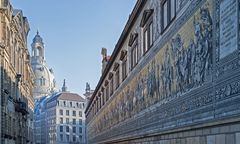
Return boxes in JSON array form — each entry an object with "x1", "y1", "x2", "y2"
[
  {"x1": 58, "y1": 92, "x2": 85, "y2": 102},
  {"x1": 13, "y1": 9, "x2": 22, "y2": 16}
]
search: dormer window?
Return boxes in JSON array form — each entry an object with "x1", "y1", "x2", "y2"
[
  {"x1": 104, "y1": 80, "x2": 109, "y2": 101},
  {"x1": 161, "y1": 0, "x2": 176, "y2": 32},
  {"x1": 120, "y1": 50, "x2": 128, "y2": 81},
  {"x1": 129, "y1": 33, "x2": 139, "y2": 69},
  {"x1": 108, "y1": 73, "x2": 114, "y2": 96},
  {"x1": 113, "y1": 63, "x2": 120, "y2": 89},
  {"x1": 141, "y1": 9, "x2": 154, "y2": 54}
]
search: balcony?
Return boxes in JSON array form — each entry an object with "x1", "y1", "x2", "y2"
[{"x1": 15, "y1": 101, "x2": 28, "y2": 115}]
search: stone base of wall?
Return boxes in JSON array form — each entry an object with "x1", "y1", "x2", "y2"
[{"x1": 109, "y1": 118, "x2": 240, "y2": 144}]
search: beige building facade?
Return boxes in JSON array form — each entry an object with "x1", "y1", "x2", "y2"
[
  {"x1": 86, "y1": 0, "x2": 240, "y2": 143},
  {"x1": 0, "y1": 0, "x2": 34, "y2": 143}
]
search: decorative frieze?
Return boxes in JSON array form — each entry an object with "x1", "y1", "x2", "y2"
[
  {"x1": 216, "y1": 80, "x2": 240, "y2": 101},
  {"x1": 87, "y1": 0, "x2": 240, "y2": 143}
]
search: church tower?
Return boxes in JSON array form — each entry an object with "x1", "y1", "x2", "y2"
[{"x1": 31, "y1": 31, "x2": 57, "y2": 99}]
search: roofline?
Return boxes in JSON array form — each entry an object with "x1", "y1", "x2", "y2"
[{"x1": 85, "y1": 0, "x2": 147, "y2": 113}]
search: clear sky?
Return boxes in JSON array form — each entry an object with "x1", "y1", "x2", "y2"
[{"x1": 11, "y1": 0, "x2": 136, "y2": 96}]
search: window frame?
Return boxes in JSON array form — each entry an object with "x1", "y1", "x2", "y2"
[
  {"x1": 72, "y1": 110, "x2": 76, "y2": 116},
  {"x1": 115, "y1": 68, "x2": 120, "y2": 89},
  {"x1": 66, "y1": 110, "x2": 69, "y2": 116},
  {"x1": 66, "y1": 126, "x2": 69, "y2": 132},
  {"x1": 59, "y1": 109, "x2": 63, "y2": 115},
  {"x1": 72, "y1": 126, "x2": 76, "y2": 133},
  {"x1": 161, "y1": 0, "x2": 176, "y2": 33},
  {"x1": 110, "y1": 76, "x2": 114, "y2": 96},
  {"x1": 131, "y1": 39, "x2": 138, "y2": 69},
  {"x1": 60, "y1": 126, "x2": 63, "y2": 132},
  {"x1": 122, "y1": 56, "x2": 127, "y2": 81},
  {"x1": 143, "y1": 18, "x2": 153, "y2": 54},
  {"x1": 105, "y1": 82, "x2": 109, "y2": 101}
]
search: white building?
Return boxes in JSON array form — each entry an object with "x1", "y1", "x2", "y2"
[
  {"x1": 31, "y1": 31, "x2": 57, "y2": 100},
  {"x1": 46, "y1": 81, "x2": 86, "y2": 144}
]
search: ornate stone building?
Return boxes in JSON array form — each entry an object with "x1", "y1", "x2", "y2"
[
  {"x1": 0, "y1": 0, "x2": 35, "y2": 143},
  {"x1": 86, "y1": 0, "x2": 240, "y2": 143},
  {"x1": 31, "y1": 31, "x2": 57, "y2": 100}
]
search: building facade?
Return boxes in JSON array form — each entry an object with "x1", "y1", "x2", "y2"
[
  {"x1": 86, "y1": 0, "x2": 240, "y2": 143},
  {"x1": 0, "y1": 0, "x2": 35, "y2": 143},
  {"x1": 34, "y1": 96, "x2": 49, "y2": 144},
  {"x1": 34, "y1": 81, "x2": 86, "y2": 144},
  {"x1": 51, "y1": 92, "x2": 86, "y2": 144}
]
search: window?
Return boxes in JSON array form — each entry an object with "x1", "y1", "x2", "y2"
[
  {"x1": 66, "y1": 118, "x2": 69, "y2": 124},
  {"x1": 72, "y1": 110, "x2": 76, "y2": 116},
  {"x1": 66, "y1": 110, "x2": 69, "y2": 116},
  {"x1": 143, "y1": 21, "x2": 153, "y2": 53},
  {"x1": 73, "y1": 119, "x2": 76, "y2": 125},
  {"x1": 140, "y1": 9, "x2": 153, "y2": 54},
  {"x1": 115, "y1": 68, "x2": 120, "y2": 89},
  {"x1": 79, "y1": 119, "x2": 82, "y2": 125},
  {"x1": 161, "y1": 0, "x2": 176, "y2": 31},
  {"x1": 70, "y1": 102, "x2": 72, "y2": 107},
  {"x1": 79, "y1": 111, "x2": 82, "y2": 117},
  {"x1": 131, "y1": 42, "x2": 138, "y2": 69},
  {"x1": 60, "y1": 118, "x2": 63, "y2": 124},
  {"x1": 66, "y1": 135, "x2": 69, "y2": 141},
  {"x1": 98, "y1": 94, "x2": 102, "y2": 108},
  {"x1": 59, "y1": 109, "x2": 63, "y2": 115},
  {"x1": 79, "y1": 135, "x2": 83, "y2": 142},
  {"x1": 102, "y1": 88, "x2": 105, "y2": 106},
  {"x1": 122, "y1": 56, "x2": 127, "y2": 81},
  {"x1": 79, "y1": 127, "x2": 82, "y2": 133},
  {"x1": 97, "y1": 97, "x2": 99, "y2": 111},
  {"x1": 66, "y1": 126, "x2": 69, "y2": 132},
  {"x1": 40, "y1": 77, "x2": 45, "y2": 86},
  {"x1": 60, "y1": 134, "x2": 63, "y2": 141},
  {"x1": 59, "y1": 126, "x2": 63, "y2": 132},
  {"x1": 110, "y1": 77, "x2": 114, "y2": 96},
  {"x1": 73, "y1": 135, "x2": 76, "y2": 142},
  {"x1": 63, "y1": 101, "x2": 66, "y2": 106},
  {"x1": 72, "y1": 126, "x2": 76, "y2": 133},
  {"x1": 106, "y1": 84, "x2": 109, "y2": 101}
]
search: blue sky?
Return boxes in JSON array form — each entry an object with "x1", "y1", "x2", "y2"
[{"x1": 11, "y1": 0, "x2": 136, "y2": 96}]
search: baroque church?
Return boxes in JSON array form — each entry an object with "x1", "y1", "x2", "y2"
[{"x1": 31, "y1": 31, "x2": 57, "y2": 99}]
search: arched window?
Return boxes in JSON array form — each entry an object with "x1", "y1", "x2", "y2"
[
  {"x1": 36, "y1": 48, "x2": 40, "y2": 56},
  {"x1": 40, "y1": 76, "x2": 45, "y2": 86}
]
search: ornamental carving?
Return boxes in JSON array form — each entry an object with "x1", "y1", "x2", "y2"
[{"x1": 89, "y1": 1, "x2": 214, "y2": 139}]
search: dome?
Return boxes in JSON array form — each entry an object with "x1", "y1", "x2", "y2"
[
  {"x1": 31, "y1": 31, "x2": 57, "y2": 99},
  {"x1": 32, "y1": 63, "x2": 57, "y2": 98},
  {"x1": 33, "y1": 31, "x2": 43, "y2": 44}
]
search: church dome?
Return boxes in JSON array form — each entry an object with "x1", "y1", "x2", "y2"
[
  {"x1": 32, "y1": 64, "x2": 56, "y2": 97},
  {"x1": 33, "y1": 31, "x2": 43, "y2": 44},
  {"x1": 31, "y1": 31, "x2": 57, "y2": 99}
]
